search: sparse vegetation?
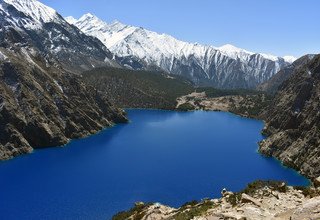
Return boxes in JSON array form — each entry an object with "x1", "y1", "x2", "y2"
[
  {"x1": 226, "y1": 180, "x2": 288, "y2": 206},
  {"x1": 177, "y1": 102, "x2": 195, "y2": 111},
  {"x1": 169, "y1": 200, "x2": 216, "y2": 220},
  {"x1": 82, "y1": 67, "x2": 194, "y2": 110},
  {"x1": 230, "y1": 94, "x2": 273, "y2": 117},
  {"x1": 196, "y1": 87, "x2": 266, "y2": 98},
  {"x1": 112, "y1": 203, "x2": 153, "y2": 220},
  {"x1": 293, "y1": 186, "x2": 320, "y2": 198}
]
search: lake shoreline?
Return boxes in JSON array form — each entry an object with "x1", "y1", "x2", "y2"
[
  {"x1": 126, "y1": 107, "x2": 316, "y2": 185},
  {"x1": 1, "y1": 106, "x2": 310, "y2": 186},
  {"x1": 0, "y1": 109, "x2": 309, "y2": 219}
]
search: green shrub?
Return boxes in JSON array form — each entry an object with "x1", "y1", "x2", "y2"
[{"x1": 177, "y1": 103, "x2": 195, "y2": 111}]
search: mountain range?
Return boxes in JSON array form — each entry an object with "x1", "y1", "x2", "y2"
[
  {"x1": 0, "y1": 0, "x2": 297, "y2": 89},
  {"x1": 66, "y1": 13, "x2": 295, "y2": 88}
]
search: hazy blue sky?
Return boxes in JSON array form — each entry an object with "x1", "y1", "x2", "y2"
[{"x1": 42, "y1": 0, "x2": 319, "y2": 57}]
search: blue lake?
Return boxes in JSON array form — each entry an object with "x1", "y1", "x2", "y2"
[{"x1": 0, "y1": 110, "x2": 309, "y2": 219}]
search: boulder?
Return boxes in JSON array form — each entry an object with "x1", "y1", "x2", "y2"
[
  {"x1": 314, "y1": 176, "x2": 320, "y2": 187},
  {"x1": 241, "y1": 193, "x2": 262, "y2": 207}
]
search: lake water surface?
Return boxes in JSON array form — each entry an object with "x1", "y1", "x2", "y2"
[{"x1": 0, "y1": 110, "x2": 309, "y2": 219}]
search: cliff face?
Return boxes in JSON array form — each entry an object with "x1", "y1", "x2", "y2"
[
  {"x1": 0, "y1": 48, "x2": 127, "y2": 160},
  {"x1": 259, "y1": 54, "x2": 320, "y2": 179}
]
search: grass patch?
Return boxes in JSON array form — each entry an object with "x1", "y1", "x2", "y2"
[{"x1": 169, "y1": 200, "x2": 216, "y2": 220}]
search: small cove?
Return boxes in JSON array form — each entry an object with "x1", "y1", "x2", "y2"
[{"x1": 0, "y1": 109, "x2": 309, "y2": 220}]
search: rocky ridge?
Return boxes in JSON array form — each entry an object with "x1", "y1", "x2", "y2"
[
  {"x1": 258, "y1": 54, "x2": 316, "y2": 94},
  {"x1": 68, "y1": 14, "x2": 292, "y2": 89},
  {"x1": 259, "y1": 54, "x2": 320, "y2": 180}
]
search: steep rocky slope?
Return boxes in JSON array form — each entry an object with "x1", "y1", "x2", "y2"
[
  {"x1": 259, "y1": 54, "x2": 320, "y2": 180},
  {"x1": 258, "y1": 54, "x2": 316, "y2": 94},
  {"x1": 0, "y1": 0, "x2": 128, "y2": 160},
  {"x1": 67, "y1": 14, "x2": 292, "y2": 89},
  {"x1": 0, "y1": 47, "x2": 127, "y2": 160}
]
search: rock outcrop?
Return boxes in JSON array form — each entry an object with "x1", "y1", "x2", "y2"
[
  {"x1": 259, "y1": 54, "x2": 320, "y2": 180},
  {"x1": 0, "y1": 47, "x2": 127, "y2": 160},
  {"x1": 113, "y1": 181, "x2": 320, "y2": 220}
]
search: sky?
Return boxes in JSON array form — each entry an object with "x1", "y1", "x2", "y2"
[{"x1": 41, "y1": 0, "x2": 320, "y2": 58}]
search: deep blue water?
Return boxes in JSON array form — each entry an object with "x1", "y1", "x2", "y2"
[{"x1": 0, "y1": 110, "x2": 309, "y2": 220}]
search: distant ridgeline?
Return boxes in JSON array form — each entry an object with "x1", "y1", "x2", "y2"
[{"x1": 68, "y1": 13, "x2": 294, "y2": 89}]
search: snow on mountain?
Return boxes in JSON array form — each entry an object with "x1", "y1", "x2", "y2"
[
  {"x1": 283, "y1": 56, "x2": 297, "y2": 63},
  {"x1": 65, "y1": 16, "x2": 77, "y2": 25},
  {"x1": 0, "y1": 0, "x2": 119, "y2": 72},
  {"x1": 218, "y1": 44, "x2": 254, "y2": 61},
  {"x1": 3, "y1": 0, "x2": 60, "y2": 25},
  {"x1": 67, "y1": 14, "x2": 292, "y2": 88},
  {"x1": 70, "y1": 14, "x2": 293, "y2": 65},
  {"x1": 0, "y1": 49, "x2": 8, "y2": 61}
]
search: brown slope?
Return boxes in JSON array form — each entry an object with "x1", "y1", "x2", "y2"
[{"x1": 259, "y1": 54, "x2": 320, "y2": 180}]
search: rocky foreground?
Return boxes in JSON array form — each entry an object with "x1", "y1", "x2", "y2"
[{"x1": 113, "y1": 181, "x2": 320, "y2": 220}]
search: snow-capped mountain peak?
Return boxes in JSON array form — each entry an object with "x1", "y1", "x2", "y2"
[
  {"x1": 3, "y1": 0, "x2": 59, "y2": 23},
  {"x1": 283, "y1": 55, "x2": 297, "y2": 63},
  {"x1": 0, "y1": 0, "x2": 119, "y2": 72},
  {"x1": 218, "y1": 44, "x2": 254, "y2": 61},
  {"x1": 69, "y1": 14, "x2": 292, "y2": 64},
  {"x1": 65, "y1": 16, "x2": 77, "y2": 25},
  {"x1": 218, "y1": 44, "x2": 253, "y2": 55},
  {"x1": 75, "y1": 13, "x2": 108, "y2": 33},
  {"x1": 78, "y1": 13, "x2": 97, "y2": 22}
]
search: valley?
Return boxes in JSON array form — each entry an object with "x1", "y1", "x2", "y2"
[{"x1": 0, "y1": 0, "x2": 319, "y2": 219}]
